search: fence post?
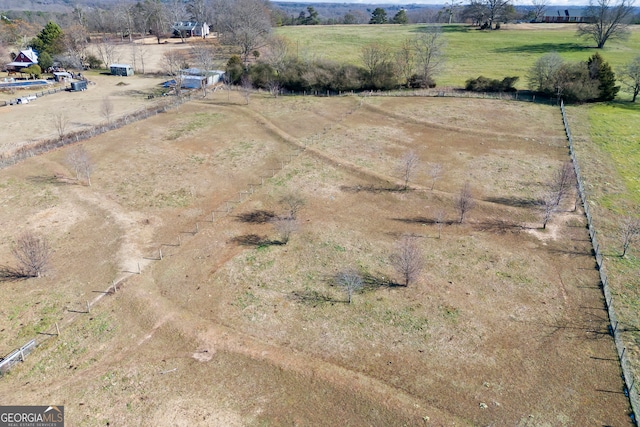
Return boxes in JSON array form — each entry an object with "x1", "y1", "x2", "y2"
[
  {"x1": 86, "y1": 301, "x2": 90, "y2": 313},
  {"x1": 55, "y1": 322, "x2": 60, "y2": 336}
]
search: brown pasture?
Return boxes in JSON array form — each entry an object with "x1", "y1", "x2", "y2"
[{"x1": 0, "y1": 90, "x2": 632, "y2": 426}]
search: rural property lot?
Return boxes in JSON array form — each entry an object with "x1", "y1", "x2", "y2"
[{"x1": 0, "y1": 90, "x2": 632, "y2": 425}]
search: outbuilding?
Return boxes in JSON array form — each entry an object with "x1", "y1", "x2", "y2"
[
  {"x1": 53, "y1": 72, "x2": 72, "y2": 82},
  {"x1": 109, "y1": 64, "x2": 134, "y2": 77}
]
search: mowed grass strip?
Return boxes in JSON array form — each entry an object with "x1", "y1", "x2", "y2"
[{"x1": 275, "y1": 24, "x2": 640, "y2": 88}]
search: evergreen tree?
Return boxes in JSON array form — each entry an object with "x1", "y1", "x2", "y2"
[
  {"x1": 30, "y1": 21, "x2": 64, "y2": 55},
  {"x1": 392, "y1": 9, "x2": 408, "y2": 24},
  {"x1": 369, "y1": 8, "x2": 387, "y2": 24},
  {"x1": 588, "y1": 53, "x2": 620, "y2": 101}
]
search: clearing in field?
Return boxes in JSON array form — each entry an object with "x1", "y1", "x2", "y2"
[{"x1": 0, "y1": 91, "x2": 631, "y2": 425}]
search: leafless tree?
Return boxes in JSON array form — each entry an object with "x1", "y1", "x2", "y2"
[
  {"x1": 267, "y1": 79, "x2": 281, "y2": 97},
  {"x1": 101, "y1": 96, "x2": 115, "y2": 124},
  {"x1": 361, "y1": 42, "x2": 390, "y2": 86},
  {"x1": 549, "y1": 161, "x2": 575, "y2": 208},
  {"x1": 263, "y1": 35, "x2": 290, "y2": 75},
  {"x1": 531, "y1": 0, "x2": 549, "y2": 21},
  {"x1": 66, "y1": 145, "x2": 93, "y2": 186},
  {"x1": 429, "y1": 163, "x2": 443, "y2": 190},
  {"x1": 279, "y1": 193, "x2": 305, "y2": 219},
  {"x1": 144, "y1": 0, "x2": 171, "y2": 44},
  {"x1": 167, "y1": 0, "x2": 188, "y2": 42},
  {"x1": 272, "y1": 217, "x2": 299, "y2": 244},
  {"x1": 454, "y1": 182, "x2": 476, "y2": 223},
  {"x1": 52, "y1": 112, "x2": 69, "y2": 138},
  {"x1": 213, "y1": 0, "x2": 272, "y2": 65},
  {"x1": 64, "y1": 24, "x2": 90, "y2": 67},
  {"x1": 94, "y1": 37, "x2": 119, "y2": 68},
  {"x1": 395, "y1": 37, "x2": 415, "y2": 86},
  {"x1": 413, "y1": 27, "x2": 445, "y2": 86},
  {"x1": 390, "y1": 235, "x2": 423, "y2": 286},
  {"x1": 397, "y1": 151, "x2": 419, "y2": 190},
  {"x1": 484, "y1": 0, "x2": 512, "y2": 29},
  {"x1": 620, "y1": 216, "x2": 640, "y2": 257},
  {"x1": 540, "y1": 190, "x2": 557, "y2": 229},
  {"x1": 434, "y1": 208, "x2": 446, "y2": 239},
  {"x1": 131, "y1": 42, "x2": 148, "y2": 74},
  {"x1": 336, "y1": 268, "x2": 363, "y2": 304},
  {"x1": 527, "y1": 52, "x2": 564, "y2": 93},
  {"x1": 191, "y1": 42, "x2": 217, "y2": 95},
  {"x1": 578, "y1": 0, "x2": 635, "y2": 48},
  {"x1": 11, "y1": 231, "x2": 51, "y2": 277},
  {"x1": 618, "y1": 55, "x2": 640, "y2": 102},
  {"x1": 187, "y1": 0, "x2": 210, "y2": 23},
  {"x1": 241, "y1": 75, "x2": 253, "y2": 104}
]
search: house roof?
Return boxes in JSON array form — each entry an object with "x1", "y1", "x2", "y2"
[
  {"x1": 172, "y1": 21, "x2": 207, "y2": 31},
  {"x1": 19, "y1": 48, "x2": 38, "y2": 63},
  {"x1": 109, "y1": 64, "x2": 132, "y2": 68}
]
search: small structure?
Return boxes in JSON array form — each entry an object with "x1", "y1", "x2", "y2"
[
  {"x1": 109, "y1": 64, "x2": 134, "y2": 77},
  {"x1": 543, "y1": 9, "x2": 594, "y2": 23},
  {"x1": 5, "y1": 48, "x2": 38, "y2": 73},
  {"x1": 70, "y1": 80, "x2": 87, "y2": 91},
  {"x1": 53, "y1": 71, "x2": 72, "y2": 82},
  {"x1": 171, "y1": 22, "x2": 210, "y2": 38}
]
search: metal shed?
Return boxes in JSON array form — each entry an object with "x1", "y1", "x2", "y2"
[{"x1": 109, "y1": 64, "x2": 134, "y2": 77}]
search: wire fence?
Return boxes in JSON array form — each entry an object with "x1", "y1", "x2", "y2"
[
  {"x1": 0, "y1": 93, "x2": 193, "y2": 170},
  {"x1": 561, "y1": 100, "x2": 638, "y2": 425},
  {"x1": 0, "y1": 86, "x2": 67, "y2": 107}
]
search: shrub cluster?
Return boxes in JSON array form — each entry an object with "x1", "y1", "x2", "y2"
[
  {"x1": 465, "y1": 76, "x2": 519, "y2": 92},
  {"x1": 227, "y1": 55, "x2": 412, "y2": 93}
]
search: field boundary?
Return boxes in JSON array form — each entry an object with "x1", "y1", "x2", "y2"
[
  {"x1": 562, "y1": 100, "x2": 638, "y2": 425},
  {"x1": 0, "y1": 93, "x2": 195, "y2": 169}
]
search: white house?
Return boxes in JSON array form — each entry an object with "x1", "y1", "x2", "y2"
[{"x1": 171, "y1": 22, "x2": 210, "y2": 38}]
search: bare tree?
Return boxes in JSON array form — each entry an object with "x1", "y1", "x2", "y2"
[
  {"x1": 549, "y1": 161, "x2": 575, "y2": 208},
  {"x1": 131, "y1": 42, "x2": 149, "y2": 74},
  {"x1": 66, "y1": 145, "x2": 94, "y2": 186},
  {"x1": 213, "y1": 0, "x2": 272, "y2": 65},
  {"x1": 167, "y1": 0, "x2": 188, "y2": 42},
  {"x1": 540, "y1": 191, "x2": 557, "y2": 229},
  {"x1": 527, "y1": 52, "x2": 564, "y2": 92},
  {"x1": 620, "y1": 216, "x2": 640, "y2": 257},
  {"x1": 64, "y1": 24, "x2": 90, "y2": 67},
  {"x1": 263, "y1": 35, "x2": 290, "y2": 75},
  {"x1": 484, "y1": 0, "x2": 512, "y2": 29},
  {"x1": 618, "y1": 55, "x2": 640, "y2": 102},
  {"x1": 361, "y1": 42, "x2": 390, "y2": 87},
  {"x1": 191, "y1": 42, "x2": 217, "y2": 95},
  {"x1": 454, "y1": 182, "x2": 476, "y2": 223},
  {"x1": 530, "y1": 0, "x2": 549, "y2": 21},
  {"x1": 144, "y1": 0, "x2": 171, "y2": 44},
  {"x1": 397, "y1": 151, "x2": 419, "y2": 190},
  {"x1": 390, "y1": 235, "x2": 423, "y2": 287},
  {"x1": 413, "y1": 28, "x2": 445, "y2": 86},
  {"x1": 240, "y1": 75, "x2": 253, "y2": 104},
  {"x1": 434, "y1": 208, "x2": 446, "y2": 239},
  {"x1": 395, "y1": 37, "x2": 415, "y2": 87},
  {"x1": 336, "y1": 268, "x2": 363, "y2": 304},
  {"x1": 267, "y1": 79, "x2": 281, "y2": 97},
  {"x1": 12, "y1": 231, "x2": 51, "y2": 277},
  {"x1": 94, "y1": 37, "x2": 119, "y2": 68},
  {"x1": 279, "y1": 193, "x2": 305, "y2": 219},
  {"x1": 101, "y1": 96, "x2": 115, "y2": 124},
  {"x1": 578, "y1": 0, "x2": 635, "y2": 48},
  {"x1": 272, "y1": 217, "x2": 299, "y2": 244},
  {"x1": 429, "y1": 163, "x2": 443, "y2": 190},
  {"x1": 52, "y1": 112, "x2": 69, "y2": 138}
]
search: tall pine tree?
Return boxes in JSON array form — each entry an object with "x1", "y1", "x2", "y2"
[{"x1": 588, "y1": 53, "x2": 620, "y2": 101}]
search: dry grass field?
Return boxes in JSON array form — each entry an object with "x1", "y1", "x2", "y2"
[{"x1": 0, "y1": 87, "x2": 632, "y2": 425}]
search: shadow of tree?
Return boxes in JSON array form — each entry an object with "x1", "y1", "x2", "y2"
[
  {"x1": 484, "y1": 196, "x2": 542, "y2": 208},
  {"x1": 230, "y1": 234, "x2": 284, "y2": 247},
  {"x1": 235, "y1": 210, "x2": 276, "y2": 224},
  {"x1": 493, "y1": 42, "x2": 588, "y2": 54},
  {"x1": 340, "y1": 184, "x2": 406, "y2": 194},
  {"x1": 362, "y1": 272, "x2": 405, "y2": 289},
  {"x1": 473, "y1": 218, "x2": 526, "y2": 234},
  {"x1": 288, "y1": 289, "x2": 343, "y2": 305},
  {"x1": 0, "y1": 266, "x2": 29, "y2": 282},
  {"x1": 393, "y1": 216, "x2": 457, "y2": 226},
  {"x1": 27, "y1": 175, "x2": 76, "y2": 186}
]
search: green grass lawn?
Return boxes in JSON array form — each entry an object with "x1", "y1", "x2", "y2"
[{"x1": 275, "y1": 24, "x2": 640, "y2": 88}]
